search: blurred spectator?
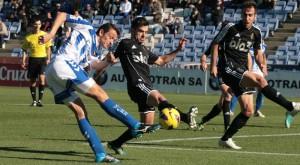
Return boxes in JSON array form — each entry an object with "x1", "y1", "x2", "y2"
[
  {"x1": 190, "y1": 7, "x2": 203, "y2": 26},
  {"x1": 258, "y1": 0, "x2": 275, "y2": 10},
  {"x1": 97, "y1": 0, "x2": 111, "y2": 16},
  {"x1": 18, "y1": 3, "x2": 28, "y2": 32},
  {"x1": 7, "y1": 2, "x2": 20, "y2": 22},
  {"x1": 140, "y1": 0, "x2": 152, "y2": 16},
  {"x1": 117, "y1": 0, "x2": 132, "y2": 18},
  {"x1": 42, "y1": 10, "x2": 53, "y2": 32},
  {"x1": 153, "y1": 12, "x2": 175, "y2": 34},
  {"x1": 211, "y1": 0, "x2": 224, "y2": 27},
  {"x1": 51, "y1": 3, "x2": 63, "y2": 20},
  {"x1": 170, "y1": 17, "x2": 183, "y2": 34},
  {"x1": 132, "y1": 0, "x2": 144, "y2": 17},
  {"x1": 111, "y1": 0, "x2": 121, "y2": 16},
  {"x1": 0, "y1": 19, "x2": 8, "y2": 49},
  {"x1": 81, "y1": 3, "x2": 93, "y2": 22},
  {"x1": 149, "y1": 0, "x2": 162, "y2": 24}
]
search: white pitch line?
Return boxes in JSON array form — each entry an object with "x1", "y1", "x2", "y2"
[
  {"x1": 130, "y1": 133, "x2": 300, "y2": 143},
  {"x1": 124, "y1": 145, "x2": 300, "y2": 157}
]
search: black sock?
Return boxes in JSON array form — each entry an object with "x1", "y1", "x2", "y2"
[
  {"x1": 261, "y1": 85, "x2": 293, "y2": 111},
  {"x1": 221, "y1": 113, "x2": 249, "y2": 141},
  {"x1": 222, "y1": 100, "x2": 231, "y2": 131},
  {"x1": 38, "y1": 85, "x2": 45, "y2": 101},
  {"x1": 30, "y1": 86, "x2": 36, "y2": 101},
  {"x1": 202, "y1": 103, "x2": 221, "y2": 124},
  {"x1": 110, "y1": 129, "x2": 132, "y2": 148},
  {"x1": 158, "y1": 100, "x2": 175, "y2": 111}
]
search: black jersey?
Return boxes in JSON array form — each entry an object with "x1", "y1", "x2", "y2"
[
  {"x1": 114, "y1": 38, "x2": 159, "y2": 87},
  {"x1": 213, "y1": 21, "x2": 262, "y2": 71}
]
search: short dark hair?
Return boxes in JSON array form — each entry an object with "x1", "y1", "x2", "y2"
[
  {"x1": 131, "y1": 17, "x2": 149, "y2": 30},
  {"x1": 96, "y1": 23, "x2": 120, "y2": 37},
  {"x1": 242, "y1": 1, "x2": 257, "y2": 13}
]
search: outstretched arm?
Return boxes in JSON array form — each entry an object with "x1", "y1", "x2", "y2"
[{"x1": 39, "y1": 12, "x2": 67, "y2": 44}]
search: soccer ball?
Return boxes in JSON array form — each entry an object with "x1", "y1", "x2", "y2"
[{"x1": 158, "y1": 108, "x2": 181, "y2": 130}]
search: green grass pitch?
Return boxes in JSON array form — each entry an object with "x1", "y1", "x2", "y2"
[{"x1": 0, "y1": 86, "x2": 300, "y2": 165}]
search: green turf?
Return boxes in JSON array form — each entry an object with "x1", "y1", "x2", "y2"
[{"x1": 0, "y1": 86, "x2": 300, "y2": 165}]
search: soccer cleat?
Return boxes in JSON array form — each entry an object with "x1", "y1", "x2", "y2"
[
  {"x1": 197, "y1": 117, "x2": 206, "y2": 131},
  {"x1": 285, "y1": 112, "x2": 295, "y2": 128},
  {"x1": 187, "y1": 106, "x2": 199, "y2": 129},
  {"x1": 95, "y1": 153, "x2": 120, "y2": 163},
  {"x1": 31, "y1": 101, "x2": 37, "y2": 107},
  {"x1": 218, "y1": 138, "x2": 241, "y2": 149},
  {"x1": 254, "y1": 111, "x2": 265, "y2": 118},
  {"x1": 37, "y1": 100, "x2": 43, "y2": 107},
  {"x1": 107, "y1": 142, "x2": 126, "y2": 155},
  {"x1": 229, "y1": 111, "x2": 234, "y2": 116},
  {"x1": 131, "y1": 123, "x2": 161, "y2": 138}
]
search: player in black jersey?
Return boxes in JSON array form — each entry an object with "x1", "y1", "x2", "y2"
[
  {"x1": 107, "y1": 17, "x2": 199, "y2": 155},
  {"x1": 211, "y1": 1, "x2": 300, "y2": 149}
]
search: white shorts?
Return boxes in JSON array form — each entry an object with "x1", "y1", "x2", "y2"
[{"x1": 45, "y1": 58, "x2": 95, "y2": 105}]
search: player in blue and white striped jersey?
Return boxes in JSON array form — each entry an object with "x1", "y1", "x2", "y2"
[{"x1": 39, "y1": 12, "x2": 161, "y2": 163}]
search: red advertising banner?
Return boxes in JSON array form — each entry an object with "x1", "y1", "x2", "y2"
[{"x1": 0, "y1": 57, "x2": 30, "y2": 86}]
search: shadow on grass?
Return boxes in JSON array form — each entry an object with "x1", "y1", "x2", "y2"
[{"x1": 0, "y1": 147, "x2": 93, "y2": 163}]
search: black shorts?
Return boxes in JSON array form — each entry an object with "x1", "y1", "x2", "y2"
[
  {"x1": 221, "y1": 66, "x2": 255, "y2": 97},
  {"x1": 28, "y1": 57, "x2": 47, "y2": 79},
  {"x1": 128, "y1": 79, "x2": 155, "y2": 113}
]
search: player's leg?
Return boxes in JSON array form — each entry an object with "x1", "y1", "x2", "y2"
[
  {"x1": 254, "y1": 92, "x2": 265, "y2": 118},
  {"x1": 221, "y1": 85, "x2": 232, "y2": 132},
  {"x1": 36, "y1": 58, "x2": 47, "y2": 107},
  {"x1": 219, "y1": 93, "x2": 254, "y2": 149},
  {"x1": 27, "y1": 58, "x2": 38, "y2": 106},
  {"x1": 198, "y1": 98, "x2": 222, "y2": 131},
  {"x1": 241, "y1": 72, "x2": 298, "y2": 113}
]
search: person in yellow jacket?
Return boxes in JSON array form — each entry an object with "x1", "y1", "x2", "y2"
[{"x1": 21, "y1": 17, "x2": 52, "y2": 107}]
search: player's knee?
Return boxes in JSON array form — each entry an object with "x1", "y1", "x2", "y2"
[{"x1": 257, "y1": 76, "x2": 268, "y2": 88}]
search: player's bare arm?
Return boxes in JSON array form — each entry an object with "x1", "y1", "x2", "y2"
[
  {"x1": 155, "y1": 38, "x2": 188, "y2": 65},
  {"x1": 248, "y1": 53, "x2": 252, "y2": 71},
  {"x1": 200, "y1": 53, "x2": 207, "y2": 72},
  {"x1": 210, "y1": 44, "x2": 219, "y2": 77},
  {"x1": 254, "y1": 48, "x2": 267, "y2": 76}
]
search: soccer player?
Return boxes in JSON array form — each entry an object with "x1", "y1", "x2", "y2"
[
  {"x1": 230, "y1": 41, "x2": 268, "y2": 118},
  {"x1": 39, "y1": 12, "x2": 161, "y2": 163},
  {"x1": 107, "y1": 17, "x2": 198, "y2": 155},
  {"x1": 21, "y1": 17, "x2": 51, "y2": 107},
  {"x1": 210, "y1": 1, "x2": 300, "y2": 149}
]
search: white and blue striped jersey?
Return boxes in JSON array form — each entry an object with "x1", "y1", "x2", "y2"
[
  {"x1": 55, "y1": 14, "x2": 98, "y2": 68},
  {"x1": 250, "y1": 43, "x2": 266, "y2": 72}
]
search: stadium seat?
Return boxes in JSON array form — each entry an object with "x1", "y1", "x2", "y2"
[
  {"x1": 113, "y1": 15, "x2": 124, "y2": 24},
  {"x1": 264, "y1": 10, "x2": 276, "y2": 19},
  {"x1": 194, "y1": 34, "x2": 205, "y2": 43},
  {"x1": 152, "y1": 51, "x2": 164, "y2": 56},
  {"x1": 144, "y1": 42, "x2": 154, "y2": 51},
  {"x1": 267, "y1": 18, "x2": 279, "y2": 31},
  {"x1": 256, "y1": 18, "x2": 268, "y2": 28},
  {"x1": 184, "y1": 43, "x2": 195, "y2": 53},
  {"x1": 194, "y1": 26, "x2": 205, "y2": 35},
  {"x1": 184, "y1": 34, "x2": 194, "y2": 43},
  {"x1": 295, "y1": 28, "x2": 300, "y2": 38},
  {"x1": 183, "y1": 8, "x2": 192, "y2": 18},
  {"x1": 204, "y1": 35, "x2": 215, "y2": 46},
  {"x1": 11, "y1": 48, "x2": 22, "y2": 57},
  {"x1": 287, "y1": 55, "x2": 299, "y2": 65},
  {"x1": 275, "y1": 46, "x2": 288, "y2": 56},
  {"x1": 285, "y1": 37, "x2": 298, "y2": 47},
  {"x1": 276, "y1": 10, "x2": 287, "y2": 22},
  {"x1": 173, "y1": 34, "x2": 184, "y2": 44},
  {"x1": 145, "y1": 34, "x2": 154, "y2": 44},
  {"x1": 102, "y1": 15, "x2": 114, "y2": 24},
  {"x1": 164, "y1": 8, "x2": 174, "y2": 13},
  {"x1": 195, "y1": 43, "x2": 207, "y2": 54},
  {"x1": 204, "y1": 26, "x2": 215, "y2": 36},
  {"x1": 3, "y1": 21, "x2": 11, "y2": 42},
  {"x1": 153, "y1": 34, "x2": 164, "y2": 43},
  {"x1": 285, "y1": 1, "x2": 297, "y2": 14},
  {"x1": 286, "y1": 46, "x2": 299, "y2": 56},
  {"x1": 152, "y1": 43, "x2": 164, "y2": 52},
  {"x1": 122, "y1": 24, "x2": 131, "y2": 34},
  {"x1": 224, "y1": 17, "x2": 236, "y2": 23},
  {"x1": 174, "y1": 8, "x2": 184, "y2": 17},
  {"x1": 260, "y1": 27, "x2": 269, "y2": 39},
  {"x1": 10, "y1": 22, "x2": 21, "y2": 35},
  {"x1": 234, "y1": 9, "x2": 242, "y2": 20},
  {"x1": 163, "y1": 43, "x2": 174, "y2": 53},
  {"x1": 164, "y1": 34, "x2": 174, "y2": 43},
  {"x1": 223, "y1": 8, "x2": 235, "y2": 20},
  {"x1": 256, "y1": 9, "x2": 266, "y2": 19},
  {"x1": 92, "y1": 15, "x2": 103, "y2": 26},
  {"x1": 267, "y1": 55, "x2": 277, "y2": 65},
  {"x1": 276, "y1": 55, "x2": 288, "y2": 65},
  {"x1": 183, "y1": 25, "x2": 194, "y2": 35},
  {"x1": 115, "y1": 24, "x2": 124, "y2": 34},
  {"x1": 173, "y1": 52, "x2": 185, "y2": 62},
  {"x1": 275, "y1": 1, "x2": 286, "y2": 10},
  {"x1": 184, "y1": 52, "x2": 196, "y2": 62},
  {"x1": 145, "y1": 16, "x2": 154, "y2": 25}
]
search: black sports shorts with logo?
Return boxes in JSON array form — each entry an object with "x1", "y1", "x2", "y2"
[
  {"x1": 27, "y1": 57, "x2": 47, "y2": 79},
  {"x1": 128, "y1": 79, "x2": 155, "y2": 113}
]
